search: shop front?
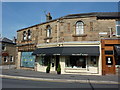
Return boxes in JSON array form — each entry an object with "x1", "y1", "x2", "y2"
[
  {"x1": 101, "y1": 39, "x2": 120, "y2": 75},
  {"x1": 32, "y1": 46, "x2": 101, "y2": 75},
  {"x1": 21, "y1": 52, "x2": 35, "y2": 68},
  {"x1": 114, "y1": 45, "x2": 120, "y2": 65}
]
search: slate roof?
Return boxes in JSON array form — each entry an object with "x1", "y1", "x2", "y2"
[
  {"x1": 64, "y1": 12, "x2": 120, "y2": 19},
  {"x1": 17, "y1": 12, "x2": 120, "y2": 32},
  {"x1": 0, "y1": 37, "x2": 15, "y2": 44}
]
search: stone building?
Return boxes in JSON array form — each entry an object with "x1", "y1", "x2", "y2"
[
  {"x1": 17, "y1": 12, "x2": 120, "y2": 75},
  {"x1": 0, "y1": 37, "x2": 16, "y2": 69}
]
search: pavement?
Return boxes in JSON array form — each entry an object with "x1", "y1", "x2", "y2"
[{"x1": 1, "y1": 69, "x2": 120, "y2": 84}]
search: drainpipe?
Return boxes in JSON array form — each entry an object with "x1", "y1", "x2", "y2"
[
  {"x1": 57, "y1": 19, "x2": 60, "y2": 44},
  {"x1": 108, "y1": 27, "x2": 112, "y2": 38}
]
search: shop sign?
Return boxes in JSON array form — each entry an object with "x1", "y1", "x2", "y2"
[
  {"x1": 37, "y1": 54, "x2": 46, "y2": 56},
  {"x1": 53, "y1": 54, "x2": 60, "y2": 55},
  {"x1": 72, "y1": 53, "x2": 88, "y2": 56}
]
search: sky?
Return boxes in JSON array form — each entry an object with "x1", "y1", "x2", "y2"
[{"x1": 2, "y1": 2, "x2": 119, "y2": 40}]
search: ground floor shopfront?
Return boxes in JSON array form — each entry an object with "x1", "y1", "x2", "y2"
[
  {"x1": 35, "y1": 55, "x2": 101, "y2": 75},
  {"x1": 17, "y1": 44, "x2": 36, "y2": 69},
  {"x1": 32, "y1": 42, "x2": 102, "y2": 75}
]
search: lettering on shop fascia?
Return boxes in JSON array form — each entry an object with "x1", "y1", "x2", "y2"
[
  {"x1": 37, "y1": 54, "x2": 46, "y2": 56},
  {"x1": 53, "y1": 54, "x2": 60, "y2": 55},
  {"x1": 72, "y1": 53, "x2": 88, "y2": 56}
]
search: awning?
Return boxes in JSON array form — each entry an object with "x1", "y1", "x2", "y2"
[
  {"x1": 2, "y1": 52, "x2": 9, "y2": 56},
  {"x1": 114, "y1": 45, "x2": 120, "y2": 56},
  {"x1": 32, "y1": 46, "x2": 100, "y2": 56}
]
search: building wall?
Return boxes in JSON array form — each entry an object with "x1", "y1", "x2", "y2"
[
  {"x1": 17, "y1": 17, "x2": 117, "y2": 45},
  {"x1": 2, "y1": 42, "x2": 16, "y2": 65},
  {"x1": 16, "y1": 14, "x2": 118, "y2": 74}
]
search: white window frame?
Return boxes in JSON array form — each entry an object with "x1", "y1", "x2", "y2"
[
  {"x1": 116, "y1": 21, "x2": 120, "y2": 37},
  {"x1": 46, "y1": 26, "x2": 51, "y2": 37},
  {"x1": 10, "y1": 56, "x2": 14, "y2": 62},
  {"x1": 4, "y1": 56, "x2": 8, "y2": 63},
  {"x1": 2, "y1": 44, "x2": 6, "y2": 51},
  {"x1": 23, "y1": 31, "x2": 27, "y2": 40},
  {"x1": 76, "y1": 21, "x2": 84, "y2": 35},
  {"x1": 28, "y1": 30, "x2": 31, "y2": 39}
]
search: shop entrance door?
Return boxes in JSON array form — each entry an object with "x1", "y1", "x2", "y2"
[
  {"x1": 56, "y1": 56, "x2": 59, "y2": 70},
  {"x1": 105, "y1": 56, "x2": 115, "y2": 74}
]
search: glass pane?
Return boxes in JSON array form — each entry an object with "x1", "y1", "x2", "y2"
[
  {"x1": 21, "y1": 52, "x2": 35, "y2": 67},
  {"x1": 116, "y1": 21, "x2": 120, "y2": 25},
  {"x1": 117, "y1": 26, "x2": 120, "y2": 35},
  {"x1": 76, "y1": 21, "x2": 84, "y2": 35}
]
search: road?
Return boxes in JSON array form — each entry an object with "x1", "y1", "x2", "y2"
[{"x1": 2, "y1": 78, "x2": 119, "y2": 89}]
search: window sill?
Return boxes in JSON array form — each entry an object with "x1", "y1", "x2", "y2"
[
  {"x1": 116, "y1": 35, "x2": 120, "y2": 37},
  {"x1": 72, "y1": 34, "x2": 87, "y2": 37},
  {"x1": 44, "y1": 37, "x2": 53, "y2": 40}
]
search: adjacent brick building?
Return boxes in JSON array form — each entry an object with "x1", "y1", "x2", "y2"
[{"x1": 16, "y1": 12, "x2": 120, "y2": 75}]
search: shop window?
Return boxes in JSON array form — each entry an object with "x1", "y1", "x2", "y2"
[
  {"x1": 39, "y1": 56, "x2": 51, "y2": 66},
  {"x1": 66, "y1": 56, "x2": 86, "y2": 68},
  {"x1": 23, "y1": 31, "x2": 27, "y2": 40},
  {"x1": 46, "y1": 25, "x2": 51, "y2": 37},
  {"x1": 10, "y1": 56, "x2": 14, "y2": 62},
  {"x1": 116, "y1": 21, "x2": 120, "y2": 37},
  {"x1": 2, "y1": 44, "x2": 6, "y2": 51},
  {"x1": 28, "y1": 30, "x2": 31, "y2": 40},
  {"x1": 90, "y1": 56, "x2": 98, "y2": 67},
  {"x1": 115, "y1": 56, "x2": 120, "y2": 65},
  {"x1": 105, "y1": 51, "x2": 114, "y2": 55},
  {"x1": 4, "y1": 56, "x2": 8, "y2": 63},
  {"x1": 76, "y1": 21, "x2": 84, "y2": 35},
  {"x1": 106, "y1": 57, "x2": 113, "y2": 65}
]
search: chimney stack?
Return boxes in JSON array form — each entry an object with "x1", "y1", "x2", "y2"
[
  {"x1": 46, "y1": 12, "x2": 52, "y2": 21},
  {"x1": 13, "y1": 36, "x2": 17, "y2": 43}
]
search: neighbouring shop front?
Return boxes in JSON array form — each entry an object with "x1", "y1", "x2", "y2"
[
  {"x1": 114, "y1": 45, "x2": 120, "y2": 65},
  {"x1": 101, "y1": 39, "x2": 120, "y2": 75},
  {"x1": 32, "y1": 46, "x2": 101, "y2": 75},
  {"x1": 21, "y1": 52, "x2": 35, "y2": 68}
]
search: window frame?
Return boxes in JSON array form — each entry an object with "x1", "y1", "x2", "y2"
[
  {"x1": 28, "y1": 30, "x2": 31, "y2": 40},
  {"x1": 75, "y1": 21, "x2": 84, "y2": 35},
  {"x1": 23, "y1": 31, "x2": 27, "y2": 40},
  {"x1": 116, "y1": 21, "x2": 120, "y2": 37},
  {"x1": 46, "y1": 25, "x2": 52, "y2": 37},
  {"x1": 2, "y1": 44, "x2": 6, "y2": 51},
  {"x1": 4, "y1": 56, "x2": 8, "y2": 63},
  {"x1": 10, "y1": 56, "x2": 14, "y2": 62}
]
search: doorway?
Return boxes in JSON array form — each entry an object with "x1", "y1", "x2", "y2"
[
  {"x1": 105, "y1": 56, "x2": 115, "y2": 74},
  {"x1": 56, "y1": 56, "x2": 59, "y2": 70}
]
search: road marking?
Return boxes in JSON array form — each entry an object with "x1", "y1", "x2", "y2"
[{"x1": 0, "y1": 75, "x2": 119, "y2": 84}]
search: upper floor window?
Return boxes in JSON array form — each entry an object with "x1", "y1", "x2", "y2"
[
  {"x1": 2, "y1": 44, "x2": 6, "y2": 51},
  {"x1": 4, "y1": 56, "x2": 8, "y2": 63},
  {"x1": 23, "y1": 31, "x2": 27, "y2": 40},
  {"x1": 10, "y1": 56, "x2": 14, "y2": 62},
  {"x1": 46, "y1": 25, "x2": 51, "y2": 37},
  {"x1": 116, "y1": 21, "x2": 120, "y2": 37},
  {"x1": 28, "y1": 30, "x2": 31, "y2": 40},
  {"x1": 76, "y1": 21, "x2": 84, "y2": 35}
]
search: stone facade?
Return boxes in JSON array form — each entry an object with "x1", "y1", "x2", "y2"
[
  {"x1": 1, "y1": 38, "x2": 16, "y2": 66},
  {"x1": 16, "y1": 12, "x2": 120, "y2": 75},
  {"x1": 17, "y1": 16, "x2": 117, "y2": 45}
]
